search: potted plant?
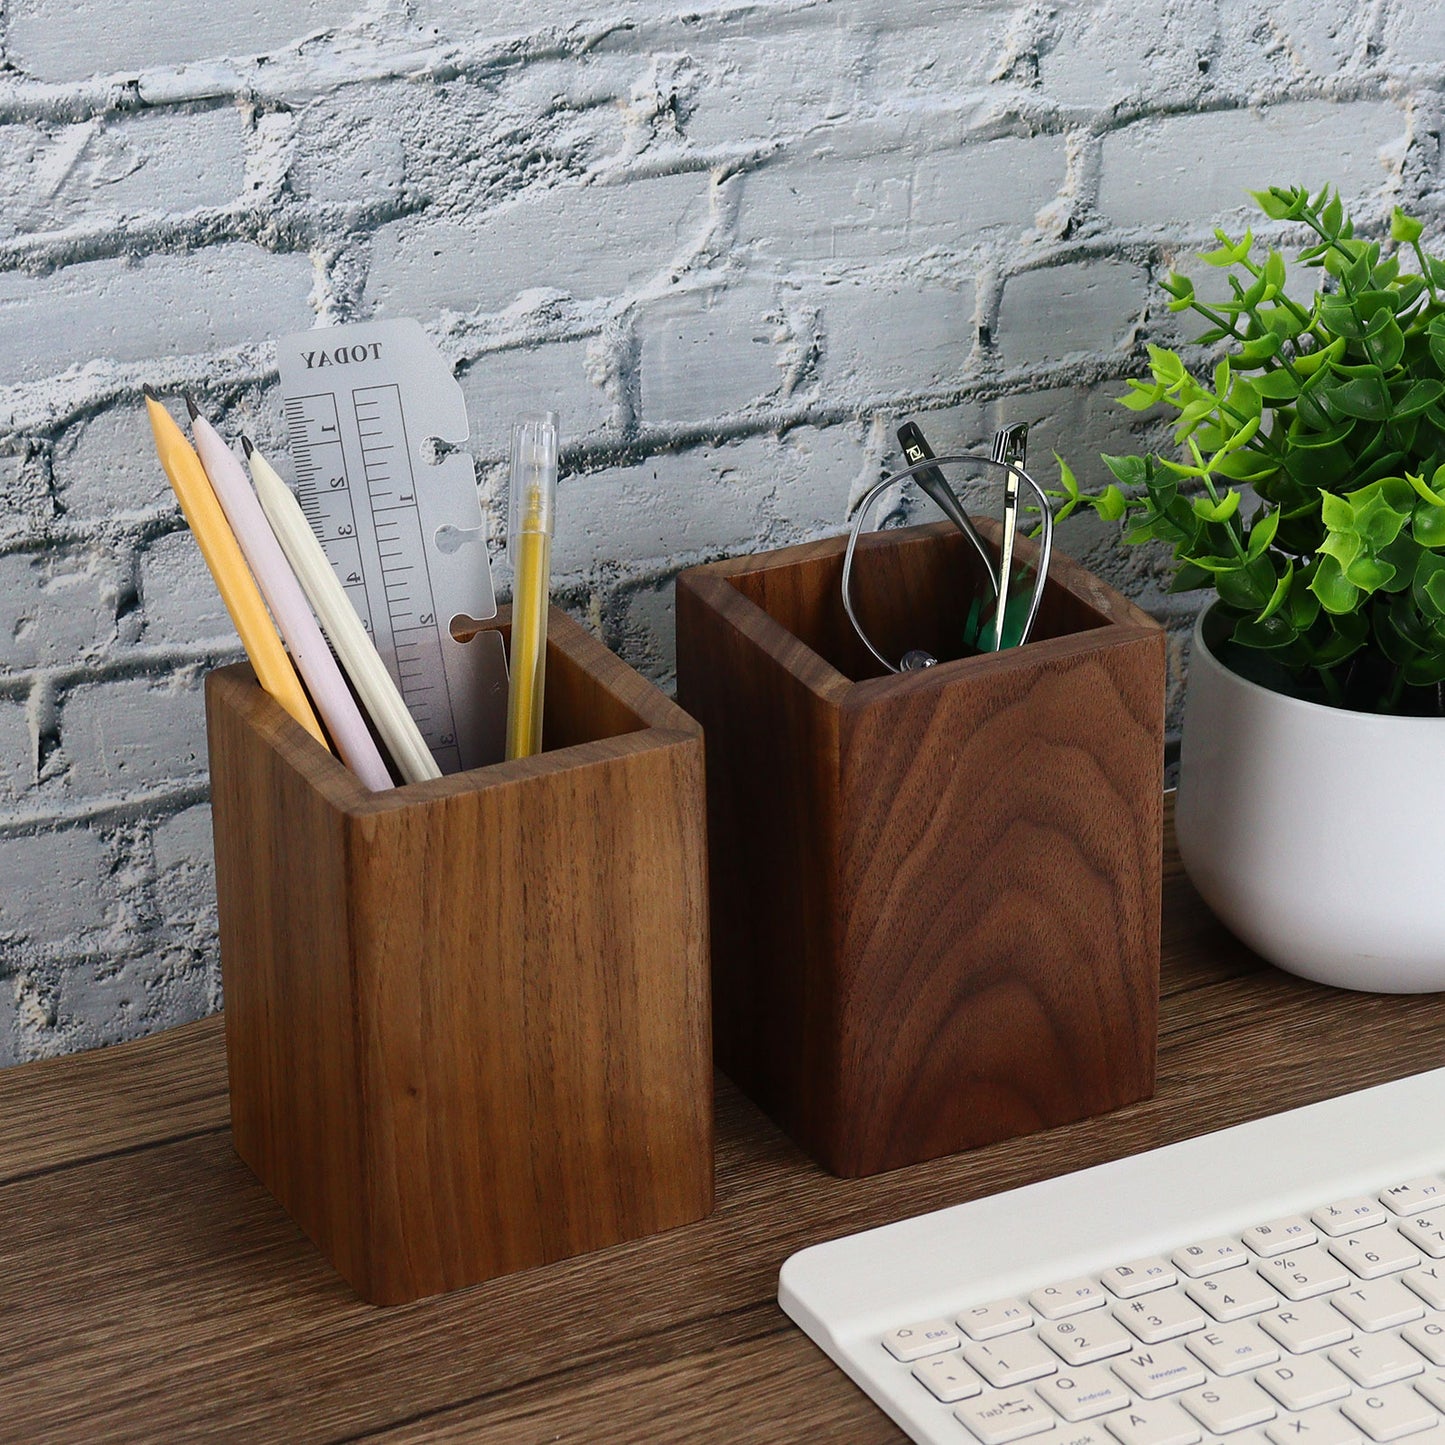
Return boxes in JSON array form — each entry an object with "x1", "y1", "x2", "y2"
[{"x1": 1056, "y1": 184, "x2": 1445, "y2": 991}]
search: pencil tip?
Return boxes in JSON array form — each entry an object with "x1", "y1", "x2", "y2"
[
  {"x1": 183, "y1": 392, "x2": 200, "y2": 421},
  {"x1": 240, "y1": 435, "x2": 255, "y2": 458},
  {"x1": 142, "y1": 384, "x2": 158, "y2": 402}
]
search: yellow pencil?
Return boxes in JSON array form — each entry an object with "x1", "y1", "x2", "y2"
[{"x1": 143, "y1": 389, "x2": 327, "y2": 749}]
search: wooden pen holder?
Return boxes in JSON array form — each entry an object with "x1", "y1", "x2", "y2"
[
  {"x1": 205, "y1": 607, "x2": 713, "y2": 1305},
  {"x1": 676, "y1": 521, "x2": 1164, "y2": 1178}
]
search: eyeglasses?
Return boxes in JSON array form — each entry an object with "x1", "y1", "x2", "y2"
[{"x1": 841, "y1": 427, "x2": 1055, "y2": 676}]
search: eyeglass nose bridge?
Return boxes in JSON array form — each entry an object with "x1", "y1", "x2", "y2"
[{"x1": 840, "y1": 453, "x2": 1055, "y2": 676}]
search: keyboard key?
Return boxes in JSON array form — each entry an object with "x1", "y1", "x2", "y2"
[
  {"x1": 912, "y1": 1350, "x2": 984, "y2": 1403},
  {"x1": 1106, "y1": 1400, "x2": 1203, "y2": 1445},
  {"x1": 1412, "y1": 1369, "x2": 1445, "y2": 1413},
  {"x1": 1330, "y1": 1234, "x2": 1422, "y2": 1280},
  {"x1": 1399, "y1": 1215, "x2": 1445, "y2": 1260},
  {"x1": 1267, "y1": 1407, "x2": 1365, "y2": 1445},
  {"x1": 1247, "y1": 1217, "x2": 1320, "y2": 1258},
  {"x1": 963, "y1": 1333, "x2": 1060, "y2": 1387},
  {"x1": 1187, "y1": 1270, "x2": 1280, "y2": 1322},
  {"x1": 883, "y1": 1318, "x2": 962, "y2": 1361},
  {"x1": 1032, "y1": 1278, "x2": 1109, "y2": 1319},
  {"x1": 1185, "y1": 1321, "x2": 1280, "y2": 1376},
  {"x1": 1039, "y1": 1314, "x2": 1135, "y2": 1365},
  {"x1": 961, "y1": 1299, "x2": 1035, "y2": 1341},
  {"x1": 1262, "y1": 1247, "x2": 1353, "y2": 1301},
  {"x1": 1403, "y1": 1318, "x2": 1445, "y2": 1365},
  {"x1": 1316, "y1": 1199, "x2": 1390, "y2": 1237},
  {"x1": 1261, "y1": 1300, "x2": 1356, "y2": 1353},
  {"x1": 1112, "y1": 1343, "x2": 1208, "y2": 1399},
  {"x1": 1174, "y1": 1238, "x2": 1251, "y2": 1278},
  {"x1": 1035, "y1": 1363, "x2": 1133, "y2": 1421},
  {"x1": 1382, "y1": 1181, "x2": 1445, "y2": 1217},
  {"x1": 1340, "y1": 1383, "x2": 1439, "y2": 1441},
  {"x1": 1405, "y1": 1269, "x2": 1445, "y2": 1312},
  {"x1": 1180, "y1": 1377, "x2": 1277, "y2": 1434},
  {"x1": 1333, "y1": 1280, "x2": 1426, "y2": 1332},
  {"x1": 955, "y1": 1391, "x2": 1057, "y2": 1444},
  {"x1": 1255, "y1": 1354, "x2": 1352, "y2": 1410},
  {"x1": 1115, "y1": 1291, "x2": 1209, "y2": 1345},
  {"x1": 1104, "y1": 1259, "x2": 1179, "y2": 1300},
  {"x1": 1331, "y1": 1336, "x2": 1427, "y2": 1388}
]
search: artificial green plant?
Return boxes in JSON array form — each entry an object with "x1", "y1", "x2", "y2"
[{"x1": 1057, "y1": 184, "x2": 1445, "y2": 715}]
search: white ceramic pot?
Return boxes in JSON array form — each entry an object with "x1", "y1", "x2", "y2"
[{"x1": 1175, "y1": 609, "x2": 1445, "y2": 992}]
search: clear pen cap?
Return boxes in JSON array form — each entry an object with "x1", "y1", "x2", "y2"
[{"x1": 507, "y1": 412, "x2": 558, "y2": 560}]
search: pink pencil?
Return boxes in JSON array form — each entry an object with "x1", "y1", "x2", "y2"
[{"x1": 186, "y1": 397, "x2": 394, "y2": 792}]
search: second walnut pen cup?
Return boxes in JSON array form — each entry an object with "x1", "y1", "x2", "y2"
[
  {"x1": 506, "y1": 412, "x2": 558, "y2": 761},
  {"x1": 677, "y1": 519, "x2": 1166, "y2": 1179}
]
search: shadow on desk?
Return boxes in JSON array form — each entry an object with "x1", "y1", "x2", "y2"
[{"x1": 1, "y1": 804, "x2": 1441, "y2": 1443}]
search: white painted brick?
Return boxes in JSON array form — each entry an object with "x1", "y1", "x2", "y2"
[
  {"x1": 1383, "y1": 7, "x2": 1445, "y2": 67},
  {"x1": 640, "y1": 283, "x2": 783, "y2": 427},
  {"x1": 0, "y1": 986, "x2": 18, "y2": 1068},
  {"x1": 289, "y1": 95, "x2": 406, "y2": 209},
  {"x1": 997, "y1": 260, "x2": 1146, "y2": 370},
  {"x1": 0, "y1": 701, "x2": 33, "y2": 802},
  {"x1": 51, "y1": 403, "x2": 174, "y2": 521},
  {"x1": 0, "y1": 449, "x2": 50, "y2": 543},
  {"x1": 6, "y1": 0, "x2": 364, "y2": 82},
  {"x1": 365, "y1": 172, "x2": 710, "y2": 317},
  {"x1": 52, "y1": 947, "x2": 212, "y2": 1052},
  {"x1": 1099, "y1": 102, "x2": 1406, "y2": 230},
  {"x1": 153, "y1": 801, "x2": 214, "y2": 873},
  {"x1": 0, "y1": 828, "x2": 109, "y2": 943},
  {"x1": 1039, "y1": 3, "x2": 1221, "y2": 108},
  {"x1": 0, "y1": 243, "x2": 313, "y2": 385},
  {"x1": 820, "y1": 275, "x2": 976, "y2": 397},
  {"x1": 0, "y1": 109, "x2": 246, "y2": 243},
  {"x1": 59, "y1": 672, "x2": 207, "y2": 793},
  {"x1": 138, "y1": 528, "x2": 244, "y2": 648},
  {"x1": 458, "y1": 339, "x2": 612, "y2": 462},
  {"x1": 1257, "y1": 0, "x2": 1364, "y2": 77},
  {"x1": 0, "y1": 547, "x2": 117, "y2": 671},
  {"x1": 739, "y1": 135, "x2": 1066, "y2": 267}
]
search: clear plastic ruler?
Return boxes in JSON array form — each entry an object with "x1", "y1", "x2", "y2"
[{"x1": 276, "y1": 318, "x2": 507, "y2": 774}]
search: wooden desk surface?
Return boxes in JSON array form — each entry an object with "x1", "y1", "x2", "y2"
[{"x1": 5, "y1": 817, "x2": 1445, "y2": 1444}]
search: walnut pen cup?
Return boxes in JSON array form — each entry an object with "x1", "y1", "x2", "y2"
[
  {"x1": 676, "y1": 521, "x2": 1164, "y2": 1179},
  {"x1": 205, "y1": 607, "x2": 713, "y2": 1305}
]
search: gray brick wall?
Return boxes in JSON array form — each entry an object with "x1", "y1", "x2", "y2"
[{"x1": 1, "y1": 0, "x2": 1441, "y2": 1062}]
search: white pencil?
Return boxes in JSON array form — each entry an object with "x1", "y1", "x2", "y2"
[
  {"x1": 243, "y1": 437, "x2": 443, "y2": 786},
  {"x1": 186, "y1": 399, "x2": 394, "y2": 793}
]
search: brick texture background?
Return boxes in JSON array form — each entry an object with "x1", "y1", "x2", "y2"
[{"x1": 1, "y1": 0, "x2": 1441, "y2": 1063}]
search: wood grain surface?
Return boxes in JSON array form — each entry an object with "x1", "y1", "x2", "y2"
[
  {"x1": 205, "y1": 607, "x2": 713, "y2": 1305},
  {"x1": 677, "y1": 524, "x2": 1166, "y2": 1176},
  {"x1": 5, "y1": 809, "x2": 1445, "y2": 1442}
]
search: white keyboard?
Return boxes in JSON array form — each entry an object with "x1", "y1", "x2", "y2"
[{"x1": 779, "y1": 1068, "x2": 1445, "y2": 1445}]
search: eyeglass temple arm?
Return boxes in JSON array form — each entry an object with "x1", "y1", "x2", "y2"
[{"x1": 896, "y1": 422, "x2": 998, "y2": 598}]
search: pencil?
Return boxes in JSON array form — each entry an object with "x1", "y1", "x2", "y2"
[
  {"x1": 187, "y1": 399, "x2": 393, "y2": 792},
  {"x1": 143, "y1": 389, "x2": 327, "y2": 749},
  {"x1": 243, "y1": 437, "x2": 443, "y2": 786}
]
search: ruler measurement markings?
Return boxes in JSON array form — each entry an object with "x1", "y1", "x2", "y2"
[{"x1": 350, "y1": 383, "x2": 459, "y2": 760}]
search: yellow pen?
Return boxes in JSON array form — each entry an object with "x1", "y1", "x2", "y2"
[
  {"x1": 143, "y1": 389, "x2": 328, "y2": 750},
  {"x1": 504, "y1": 412, "x2": 558, "y2": 761}
]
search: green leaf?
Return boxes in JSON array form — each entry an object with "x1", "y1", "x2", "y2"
[
  {"x1": 1233, "y1": 612, "x2": 1297, "y2": 649},
  {"x1": 1415, "y1": 497, "x2": 1445, "y2": 549},
  {"x1": 1321, "y1": 372, "x2": 1393, "y2": 421},
  {"x1": 1319, "y1": 491, "x2": 1355, "y2": 530},
  {"x1": 1429, "y1": 315, "x2": 1445, "y2": 372},
  {"x1": 1237, "y1": 332, "x2": 1283, "y2": 366},
  {"x1": 1343, "y1": 554, "x2": 1396, "y2": 593},
  {"x1": 1392, "y1": 206, "x2": 1424, "y2": 243},
  {"x1": 1119, "y1": 379, "x2": 1165, "y2": 412},
  {"x1": 1417, "y1": 552, "x2": 1445, "y2": 619},
  {"x1": 1215, "y1": 554, "x2": 1276, "y2": 609},
  {"x1": 1392, "y1": 379, "x2": 1445, "y2": 419},
  {"x1": 1095, "y1": 484, "x2": 1127, "y2": 521},
  {"x1": 1257, "y1": 556, "x2": 1294, "y2": 620},
  {"x1": 1351, "y1": 490, "x2": 1411, "y2": 549},
  {"x1": 1252, "y1": 188, "x2": 1298, "y2": 221},
  {"x1": 1192, "y1": 490, "x2": 1241, "y2": 524},
  {"x1": 1147, "y1": 345, "x2": 1188, "y2": 386},
  {"x1": 1101, "y1": 453, "x2": 1149, "y2": 488},
  {"x1": 1247, "y1": 506, "x2": 1280, "y2": 559},
  {"x1": 1252, "y1": 369, "x2": 1300, "y2": 402},
  {"x1": 1309, "y1": 553, "x2": 1361, "y2": 614}
]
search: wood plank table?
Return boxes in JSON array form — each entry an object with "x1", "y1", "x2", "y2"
[{"x1": 4, "y1": 814, "x2": 1443, "y2": 1443}]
